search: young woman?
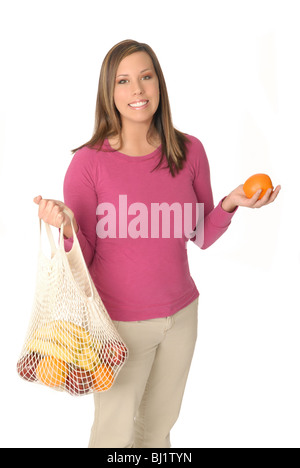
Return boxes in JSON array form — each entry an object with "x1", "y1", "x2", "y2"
[{"x1": 33, "y1": 39, "x2": 281, "y2": 448}]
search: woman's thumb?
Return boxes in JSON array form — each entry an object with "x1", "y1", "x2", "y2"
[{"x1": 33, "y1": 195, "x2": 42, "y2": 204}]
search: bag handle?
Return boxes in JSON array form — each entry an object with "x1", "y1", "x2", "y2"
[
  {"x1": 38, "y1": 209, "x2": 94, "y2": 300},
  {"x1": 38, "y1": 207, "x2": 78, "y2": 256},
  {"x1": 59, "y1": 209, "x2": 95, "y2": 301},
  {"x1": 39, "y1": 219, "x2": 57, "y2": 257}
]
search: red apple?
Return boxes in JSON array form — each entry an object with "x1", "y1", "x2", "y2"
[
  {"x1": 101, "y1": 341, "x2": 127, "y2": 367},
  {"x1": 65, "y1": 366, "x2": 93, "y2": 396},
  {"x1": 17, "y1": 352, "x2": 41, "y2": 382}
]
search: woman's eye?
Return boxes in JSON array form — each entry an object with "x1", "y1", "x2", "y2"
[{"x1": 117, "y1": 75, "x2": 151, "y2": 84}]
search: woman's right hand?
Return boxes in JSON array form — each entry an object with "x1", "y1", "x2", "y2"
[{"x1": 33, "y1": 195, "x2": 78, "y2": 238}]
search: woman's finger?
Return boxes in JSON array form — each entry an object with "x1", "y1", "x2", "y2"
[
  {"x1": 33, "y1": 195, "x2": 42, "y2": 204},
  {"x1": 33, "y1": 196, "x2": 74, "y2": 230},
  {"x1": 266, "y1": 185, "x2": 281, "y2": 205},
  {"x1": 40, "y1": 199, "x2": 54, "y2": 220},
  {"x1": 247, "y1": 189, "x2": 263, "y2": 207},
  {"x1": 255, "y1": 188, "x2": 273, "y2": 208},
  {"x1": 255, "y1": 186, "x2": 281, "y2": 208}
]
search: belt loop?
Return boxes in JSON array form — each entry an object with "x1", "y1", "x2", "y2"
[
  {"x1": 170, "y1": 314, "x2": 175, "y2": 327},
  {"x1": 166, "y1": 315, "x2": 173, "y2": 331}
]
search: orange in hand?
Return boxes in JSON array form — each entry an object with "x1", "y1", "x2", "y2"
[
  {"x1": 92, "y1": 364, "x2": 114, "y2": 392},
  {"x1": 243, "y1": 174, "x2": 273, "y2": 200},
  {"x1": 36, "y1": 357, "x2": 68, "y2": 388}
]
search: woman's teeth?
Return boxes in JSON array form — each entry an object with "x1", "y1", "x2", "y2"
[{"x1": 129, "y1": 101, "x2": 149, "y2": 108}]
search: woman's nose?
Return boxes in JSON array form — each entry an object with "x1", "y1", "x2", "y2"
[{"x1": 131, "y1": 80, "x2": 144, "y2": 95}]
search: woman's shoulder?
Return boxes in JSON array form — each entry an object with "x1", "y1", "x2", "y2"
[
  {"x1": 184, "y1": 133, "x2": 205, "y2": 150},
  {"x1": 72, "y1": 143, "x2": 102, "y2": 158},
  {"x1": 66, "y1": 145, "x2": 106, "y2": 181},
  {"x1": 71, "y1": 140, "x2": 110, "y2": 164},
  {"x1": 183, "y1": 133, "x2": 208, "y2": 163}
]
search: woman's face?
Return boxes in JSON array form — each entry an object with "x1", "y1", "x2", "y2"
[{"x1": 113, "y1": 51, "x2": 160, "y2": 128}]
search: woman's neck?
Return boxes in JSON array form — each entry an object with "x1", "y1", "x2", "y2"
[{"x1": 109, "y1": 126, "x2": 161, "y2": 156}]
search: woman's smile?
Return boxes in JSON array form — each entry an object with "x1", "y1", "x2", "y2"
[{"x1": 128, "y1": 100, "x2": 149, "y2": 109}]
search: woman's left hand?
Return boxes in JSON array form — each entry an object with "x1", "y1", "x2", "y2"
[{"x1": 222, "y1": 184, "x2": 281, "y2": 212}]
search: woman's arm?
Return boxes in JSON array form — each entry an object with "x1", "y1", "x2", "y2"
[
  {"x1": 62, "y1": 148, "x2": 98, "y2": 267},
  {"x1": 190, "y1": 141, "x2": 281, "y2": 249},
  {"x1": 190, "y1": 141, "x2": 239, "y2": 250}
]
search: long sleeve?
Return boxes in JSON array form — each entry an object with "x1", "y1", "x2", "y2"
[
  {"x1": 190, "y1": 140, "x2": 238, "y2": 249},
  {"x1": 61, "y1": 148, "x2": 98, "y2": 267}
]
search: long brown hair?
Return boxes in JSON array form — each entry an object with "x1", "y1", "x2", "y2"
[{"x1": 71, "y1": 39, "x2": 189, "y2": 177}]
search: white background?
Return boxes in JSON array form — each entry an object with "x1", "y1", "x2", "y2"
[{"x1": 0, "y1": 0, "x2": 299, "y2": 448}]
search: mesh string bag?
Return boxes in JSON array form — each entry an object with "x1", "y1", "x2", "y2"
[{"x1": 17, "y1": 210, "x2": 128, "y2": 396}]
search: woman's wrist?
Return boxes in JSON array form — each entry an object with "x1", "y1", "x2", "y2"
[
  {"x1": 63, "y1": 220, "x2": 79, "y2": 239},
  {"x1": 221, "y1": 195, "x2": 237, "y2": 213}
]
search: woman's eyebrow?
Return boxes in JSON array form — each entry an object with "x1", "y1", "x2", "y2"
[{"x1": 116, "y1": 68, "x2": 152, "y2": 78}]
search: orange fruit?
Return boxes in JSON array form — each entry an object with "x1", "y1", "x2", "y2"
[
  {"x1": 92, "y1": 364, "x2": 114, "y2": 392},
  {"x1": 36, "y1": 357, "x2": 68, "y2": 388},
  {"x1": 243, "y1": 173, "x2": 273, "y2": 200}
]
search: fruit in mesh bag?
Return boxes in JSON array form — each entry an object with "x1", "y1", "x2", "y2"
[
  {"x1": 36, "y1": 356, "x2": 68, "y2": 388},
  {"x1": 65, "y1": 366, "x2": 93, "y2": 396},
  {"x1": 33, "y1": 320, "x2": 93, "y2": 352},
  {"x1": 27, "y1": 338, "x2": 75, "y2": 363},
  {"x1": 101, "y1": 341, "x2": 127, "y2": 367},
  {"x1": 25, "y1": 320, "x2": 114, "y2": 394},
  {"x1": 28, "y1": 320, "x2": 100, "y2": 371},
  {"x1": 76, "y1": 345, "x2": 100, "y2": 372},
  {"x1": 17, "y1": 352, "x2": 41, "y2": 382},
  {"x1": 92, "y1": 364, "x2": 115, "y2": 392}
]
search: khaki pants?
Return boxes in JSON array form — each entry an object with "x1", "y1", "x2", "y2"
[{"x1": 88, "y1": 297, "x2": 199, "y2": 448}]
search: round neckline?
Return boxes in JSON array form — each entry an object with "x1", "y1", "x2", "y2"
[{"x1": 105, "y1": 138, "x2": 162, "y2": 161}]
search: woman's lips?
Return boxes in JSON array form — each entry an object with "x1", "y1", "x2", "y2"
[{"x1": 128, "y1": 100, "x2": 149, "y2": 109}]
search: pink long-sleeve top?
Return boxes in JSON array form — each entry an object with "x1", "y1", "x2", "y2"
[{"x1": 62, "y1": 134, "x2": 238, "y2": 321}]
